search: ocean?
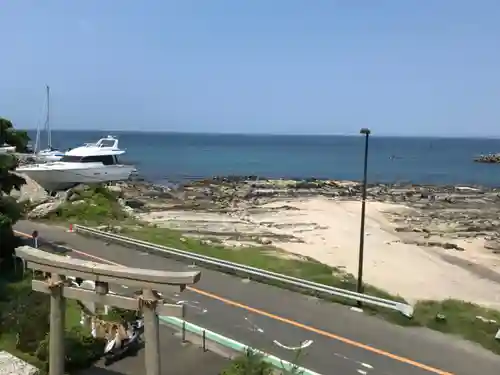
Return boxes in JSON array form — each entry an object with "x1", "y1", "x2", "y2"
[{"x1": 26, "y1": 130, "x2": 500, "y2": 187}]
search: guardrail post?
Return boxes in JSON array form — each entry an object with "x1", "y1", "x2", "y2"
[
  {"x1": 202, "y1": 330, "x2": 206, "y2": 351},
  {"x1": 49, "y1": 273, "x2": 66, "y2": 375},
  {"x1": 142, "y1": 288, "x2": 161, "y2": 375},
  {"x1": 182, "y1": 320, "x2": 186, "y2": 342}
]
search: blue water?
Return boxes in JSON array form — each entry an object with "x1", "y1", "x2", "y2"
[{"x1": 26, "y1": 130, "x2": 500, "y2": 186}]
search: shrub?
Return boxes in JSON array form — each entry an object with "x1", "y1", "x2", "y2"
[
  {"x1": 220, "y1": 349, "x2": 274, "y2": 375},
  {"x1": 35, "y1": 326, "x2": 106, "y2": 372},
  {"x1": 0, "y1": 279, "x2": 50, "y2": 353},
  {"x1": 50, "y1": 184, "x2": 127, "y2": 224},
  {"x1": 0, "y1": 118, "x2": 28, "y2": 274},
  {"x1": 106, "y1": 307, "x2": 139, "y2": 323},
  {"x1": 0, "y1": 223, "x2": 23, "y2": 272}
]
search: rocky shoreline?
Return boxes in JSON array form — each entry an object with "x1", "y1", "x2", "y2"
[
  {"x1": 12, "y1": 174, "x2": 500, "y2": 304},
  {"x1": 15, "y1": 175, "x2": 500, "y2": 250}
]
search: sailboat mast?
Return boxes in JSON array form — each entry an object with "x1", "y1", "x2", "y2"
[{"x1": 46, "y1": 85, "x2": 51, "y2": 149}]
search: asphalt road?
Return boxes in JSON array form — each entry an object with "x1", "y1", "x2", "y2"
[{"x1": 15, "y1": 220, "x2": 500, "y2": 375}]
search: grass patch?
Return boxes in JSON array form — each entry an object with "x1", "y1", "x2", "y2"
[
  {"x1": 123, "y1": 225, "x2": 402, "y2": 298},
  {"x1": 220, "y1": 349, "x2": 274, "y2": 375},
  {"x1": 44, "y1": 184, "x2": 128, "y2": 226},
  {"x1": 0, "y1": 274, "x2": 46, "y2": 371},
  {"x1": 412, "y1": 299, "x2": 500, "y2": 354}
]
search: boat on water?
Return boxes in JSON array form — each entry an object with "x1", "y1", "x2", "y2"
[
  {"x1": 0, "y1": 144, "x2": 16, "y2": 154},
  {"x1": 16, "y1": 135, "x2": 136, "y2": 191},
  {"x1": 34, "y1": 85, "x2": 64, "y2": 162}
]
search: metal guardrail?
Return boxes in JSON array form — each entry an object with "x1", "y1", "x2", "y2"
[{"x1": 74, "y1": 224, "x2": 415, "y2": 317}]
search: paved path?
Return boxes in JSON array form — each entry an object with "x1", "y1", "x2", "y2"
[
  {"x1": 15, "y1": 221, "x2": 500, "y2": 375},
  {"x1": 78, "y1": 325, "x2": 228, "y2": 375}
]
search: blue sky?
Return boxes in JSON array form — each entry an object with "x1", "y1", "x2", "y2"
[{"x1": 1, "y1": 1, "x2": 499, "y2": 137}]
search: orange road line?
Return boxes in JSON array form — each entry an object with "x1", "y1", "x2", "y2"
[{"x1": 14, "y1": 230, "x2": 453, "y2": 375}]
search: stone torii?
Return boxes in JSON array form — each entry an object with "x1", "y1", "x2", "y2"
[{"x1": 15, "y1": 245, "x2": 201, "y2": 375}]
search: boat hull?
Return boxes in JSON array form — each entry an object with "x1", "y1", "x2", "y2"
[
  {"x1": 0, "y1": 146, "x2": 16, "y2": 154},
  {"x1": 16, "y1": 164, "x2": 135, "y2": 191}
]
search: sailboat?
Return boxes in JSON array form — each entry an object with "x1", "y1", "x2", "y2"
[
  {"x1": 35, "y1": 85, "x2": 64, "y2": 162},
  {"x1": 0, "y1": 144, "x2": 16, "y2": 154}
]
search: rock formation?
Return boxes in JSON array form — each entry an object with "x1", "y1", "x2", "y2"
[{"x1": 474, "y1": 154, "x2": 500, "y2": 163}]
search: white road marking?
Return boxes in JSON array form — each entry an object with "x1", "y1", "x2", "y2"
[
  {"x1": 244, "y1": 316, "x2": 265, "y2": 333},
  {"x1": 273, "y1": 339, "x2": 313, "y2": 351},
  {"x1": 175, "y1": 300, "x2": 207, "y2": 314}
]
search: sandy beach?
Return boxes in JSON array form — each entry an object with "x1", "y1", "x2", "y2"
[
  {"x1": 130, "y1": 179, "x2": 500, "y2": 307},
  {"x1": 249, "y1": 198, "x2": 500, "y2": 306}
]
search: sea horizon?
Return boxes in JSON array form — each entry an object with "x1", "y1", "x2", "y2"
[
  {"x1": 19, "y1": 128, "x2": 500, "y2": 141},
  {"x1": 22, "y1": 129, "x2": 500, "y2": 187}
]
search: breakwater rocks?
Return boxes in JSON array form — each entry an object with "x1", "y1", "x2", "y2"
[{"x1": 474, "y1": 154, "x2": 500, "y2": 164}]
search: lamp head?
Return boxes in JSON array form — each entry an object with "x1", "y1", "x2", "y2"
[{"x1": 360, "y1": 128, "x2": 371, "y2": 135}]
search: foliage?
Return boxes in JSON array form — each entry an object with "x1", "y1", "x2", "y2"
[
  {"x1": 220, "y1": 343, "x2": 310, "y2": 375},
  {"x1": 0, "y1": 117, "x2": 30, "y2": 153},
  {"x1": 221, "y1": 349, "x2": 274, "y2": 375},
  {"x1": 106, "y1": 307, "x2": 140, "y2": 323},
  {"x1": 0, "y1": 273, "x2": 104, "y2": 373},
  {"x1": 0, "y1": 117, "x2": 28, "y2": 272},
  {"x1": 48, "y1": 184, "x2": 128, "y2": 225},
  {"x1": 0, "y1": 223, "x2": 23, "y2": 269},
  {"x1": 412, "y1": 299, "x2": 500, "y2": 354},
  {"x1": 35, "y1": 326, "x2": 106, "y2": 372},
  {"x1": 0, "y1": 274, "x2": 50, "y2": 354},
  {"x1": 12, "y1": 289, "x2": 50, "y2": 353},
  {"x1": 0, "y1": 154, "x2": 25, "y2": 197}
]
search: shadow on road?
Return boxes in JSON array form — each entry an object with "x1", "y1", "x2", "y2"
[
  {"x1": 77, "y1": 365, "x2": 127, "y2": 375},
  {"x1": 19, "y1": 235, "x2": 71, "y2": 255}
]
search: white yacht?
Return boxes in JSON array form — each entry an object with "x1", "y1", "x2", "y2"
[
  {"x1": 16, "y1": 136, "x2": 135, "y2": 191},
  {"x1": 0, "y1": 144, "x2": 16, "y2": 154}
]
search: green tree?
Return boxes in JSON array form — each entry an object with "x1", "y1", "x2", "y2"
[
  {"x1": 0, "y1": 118, "x2": 28, "y2": 270},
  {"x1": 0, "y1": 117, "x2": 30, "y2": 152}
]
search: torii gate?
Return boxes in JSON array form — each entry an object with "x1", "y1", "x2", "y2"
[{"x1": 15, "y1": 245, "x2": 201, "y2": 375}]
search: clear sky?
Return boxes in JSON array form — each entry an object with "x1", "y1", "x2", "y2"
[{"x1": 1, "y1": 1, "x2": 499, "y2": 137}]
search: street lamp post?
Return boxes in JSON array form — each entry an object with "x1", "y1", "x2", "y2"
[{"x1": 356, "y1": 128, "x2": 371, "y2": 303}]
